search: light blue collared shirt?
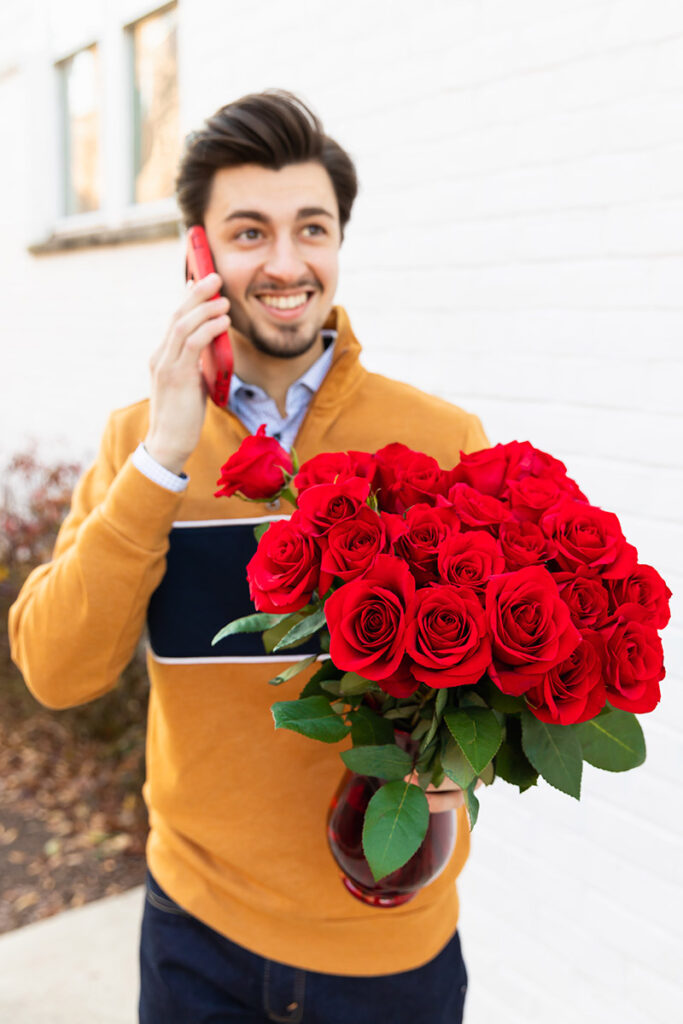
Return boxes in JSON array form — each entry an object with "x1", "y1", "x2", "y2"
[{"x1": 228, "y1": 329, "x2": 337, "y2": 451}]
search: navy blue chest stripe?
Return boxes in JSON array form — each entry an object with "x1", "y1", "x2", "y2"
[{"x1": 147, "y1": 518, "x2": 322, "y2": 662}]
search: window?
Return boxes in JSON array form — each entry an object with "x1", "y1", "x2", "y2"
[
  {"x1": 129, "y1": 4, "x2": 179, "y2": 205},
  {"x1": 58, "y1": 44, "x2": 102, "y2": 216}
]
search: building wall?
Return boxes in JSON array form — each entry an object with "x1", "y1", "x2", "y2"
[{"x1": 1, "y1": 1, "x2": 681, "y2": 1021}]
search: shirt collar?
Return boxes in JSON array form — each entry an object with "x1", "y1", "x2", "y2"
[{"x1": 229, "y1": 329, "x2": 337, "y2": 405}]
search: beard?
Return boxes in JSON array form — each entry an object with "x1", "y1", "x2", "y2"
[{"x1": 223, "y1": 284, "x2": 326, "y2": 360}]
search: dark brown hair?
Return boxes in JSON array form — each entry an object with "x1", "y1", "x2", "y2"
[{"x1": 175, "y1": 89, "x2": 358, "y2": 239}]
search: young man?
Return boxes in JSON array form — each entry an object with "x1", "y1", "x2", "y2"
[{"x1": 10, "y1": 91, "x2": 488, "y2": 1023}]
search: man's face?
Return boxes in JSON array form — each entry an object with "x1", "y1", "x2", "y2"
[{"x1": 203, "y1": 161, "x2": 341, "y2": 360}]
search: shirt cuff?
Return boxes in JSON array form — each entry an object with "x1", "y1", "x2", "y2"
[{"x1": 132, "y1": 443, "x2": 189, "y2": 493}]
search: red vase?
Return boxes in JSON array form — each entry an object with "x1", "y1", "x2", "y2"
[{"x1": 327, "y1": 771, "x2": 457, "y2": 908}]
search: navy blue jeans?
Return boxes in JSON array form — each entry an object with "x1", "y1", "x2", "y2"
[{"x1": 139, "y1": 870, "x2": 468, "y2": 1024}]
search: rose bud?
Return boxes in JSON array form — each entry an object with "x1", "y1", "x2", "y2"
[{"x1": 215, "y1": 424, "x2": 293, "y2": 501}]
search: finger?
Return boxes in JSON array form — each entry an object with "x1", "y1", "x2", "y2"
[
  {"x1": 177, "y1": 313, "x2": 231, "y2": 369},
  {"x1": 426, "y1": 790, "x2": 465, "y2": 813},
  {"x1": 164, "y1": 298, "x2": 231, "y2": 365}
]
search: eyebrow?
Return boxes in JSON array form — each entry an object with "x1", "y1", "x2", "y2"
[{"x1": 222, "y1": 206, "x2": 335, "y2": 224}]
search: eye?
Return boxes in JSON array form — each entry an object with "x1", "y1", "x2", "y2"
[
  {"x1": 301, "y1": 223, "x2": 326, "y2": 237},
  {"x1": 236, "y1": 227, "x2": 263, "y2": 241}
]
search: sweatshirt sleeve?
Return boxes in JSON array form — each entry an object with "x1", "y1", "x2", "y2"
[
  {"x1": 462, "y1": 412, "x2": 490, "y2": 454},
  {"x1": 8, "y1": 414, "x2": 184, "y2": 709}
]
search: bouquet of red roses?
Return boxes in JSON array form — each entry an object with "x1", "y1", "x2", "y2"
[{"x1": 213, "y1": 429, "x2": 670, "y2": 886}]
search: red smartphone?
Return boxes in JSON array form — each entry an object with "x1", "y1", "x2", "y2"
[{"x1": 185, "y1": 225, "x2": 233, "y2": 406}]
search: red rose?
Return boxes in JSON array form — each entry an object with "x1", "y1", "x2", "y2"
[
  {"x1": 247, "y1": 516, "x2": 320, "y2": 613},
  {"x1": 325, "y1": 555, "x2": 416, "y2": 692},
  {"x1": 373, "y1": 443, "x2": 450, "y2": 513},
  {"x1": 215, "y1": 424, "x2": 293, "y2": 501},
  {"x1": 319, "y1": 505, "x2": 390, "y2": 591},
  {"x1": 448, "y1": 483, "x2": 512, "y2": 535},
  {"x1": 406, "y1": 585, "x2": 492, "y2": 688},
  {"x1": 448, "y1": 444, "x2": 508, "y2": 497},
  {"x1": 296, "y1": 477, "x2": 371, "y2": 539},
  {"x1": 502, "y1": 441, "x2": 572, "y2": 487},
  {"x1": 554, "y1": 569, "x2": 611, "y2": 629},
  {"x1": 541, "y1": 500, "x2": 637, "y2": 580},
  {"x1": 437, "y1": 530, "x2": 505, "y2": 596},
  {"x1": 603, "y1": 615, "x2": 664, "y2": 714},
  {"x1": 294, "y1": 450, "x2": 376, "y2": 493},
  {"x1": 486, "y1": 566, "x2": 582, "y2": 695},
  {"x1": 498, "y1": 520, "x2": 554, "y2": 571},
  {"x1": 524, "y1": 630, "x2": 607, "y2": 725},
  {"x1": 608, "y1": 564, "x2": 672, "y2": 630},
  {"x1": 506, "y1": 475, "x2": 567, "y2": 524},
  {"x1": 394, "y1": 504, "x2": 460, "y2": 585}
]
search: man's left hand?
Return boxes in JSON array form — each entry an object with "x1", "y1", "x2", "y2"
[{"x1": 405, "y1": 772, "x2": 484, "y2": 813}]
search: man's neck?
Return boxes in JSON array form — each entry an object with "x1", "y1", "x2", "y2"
[{"x1": 230, "y1": 330, "x2": 326, "y2": 417}]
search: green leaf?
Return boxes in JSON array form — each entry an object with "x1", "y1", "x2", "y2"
[
  {"x1": 463, "y1": 781, "x2": 480, "y2": 828},
  {"x1": 273, "y1": 607, "x2": 326, "y2": 651},
  {"x1": 362, "y1": 781, "x2": 430, "y2": 881},
  {"x1": 254, "y1": 521, "x2": 271, "y2": 542},
  {"x1": 298, "y1": 659, "x2": 340, "y2": 698},
  {"x1": 494, "y1": 717, "x2": 538, "y2": 792},
  {"x1": 271, "y1": 696, "x2": 350, "y2": 743},
  {"x1": 477, "y1": 675, "x2": 527, "y2": 714},
  {"x1": 263, "y1": 613, "x2": 300, "y2": 653},
  {"x1": 478, "y1": 760, "x2": 495, "y2": 786},
  {"x1": 521, "y1": 709, "x2": 582, "y2": 799},
  {"x1": 212, "y1": 612, "x2": 290, "y2": 646},
  {"x1": 349, "y1": 706, "x2": 396, "y2": 747},
  {"x1": 341, "y1": 744, "x2": 413, "y2": 781},
  {"x1": 268, "y1": 655, "x2": 318, "y2": 686},
  {"x1": 441, "y1": 736, "x2": 476, "y2": 789},
  {"x1": 339, "y1": 672, "x2": 373, "y2": 696},
  {"x1": 443, "y1": 708, "x2": 503, "y2": 775},
  {"x1": 576, "y1": 709, "x2": 646, "y2": 772}
]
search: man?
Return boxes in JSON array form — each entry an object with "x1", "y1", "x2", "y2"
[{"x1": 10, "y1": 90, "x2": 488, "y2": 1023}]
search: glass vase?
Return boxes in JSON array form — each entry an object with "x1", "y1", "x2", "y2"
[{"x1": 327, "y1": 770, "x2": 456, "y2": 908}]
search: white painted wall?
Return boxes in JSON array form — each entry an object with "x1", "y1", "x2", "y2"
[{"x1": 1, "y1": 1, "x2": 681, "y2": 1021}]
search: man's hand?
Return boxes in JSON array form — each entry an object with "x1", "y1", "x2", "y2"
[
  {"x1": 144, "y1": 273, "x2": 231, "y2": 475},
  {"x1": 405, "y1": 772, "x2": 484, "y2": 813}
]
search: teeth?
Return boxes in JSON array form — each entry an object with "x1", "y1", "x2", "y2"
[{"x1": 259, "y1": 293, "x2": 309, "y2": 310}]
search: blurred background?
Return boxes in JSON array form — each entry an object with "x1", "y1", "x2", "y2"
[{"x1": 0, "y1": 1, "x2": 681, "y2": 1022}]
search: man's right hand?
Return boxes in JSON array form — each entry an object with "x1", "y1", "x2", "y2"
[{"x1": 143, "y1": 273, "x2": 231, "y2": 475}]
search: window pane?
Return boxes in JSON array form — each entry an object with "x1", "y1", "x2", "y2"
[
  {"x1": 60, "y1": 45, "x2": 101, "y2": 215},
  {"x1": 131, "y1": 5, "x2": 179, "y2": 204}
]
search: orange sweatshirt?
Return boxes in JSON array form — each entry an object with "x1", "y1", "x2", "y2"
[{"x1": 9, "y1": 307, "x2": 489, "y2": 976}]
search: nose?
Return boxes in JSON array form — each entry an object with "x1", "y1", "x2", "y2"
[{"x1": 262, "y1": 232, "x2": 309, "y2": 283}]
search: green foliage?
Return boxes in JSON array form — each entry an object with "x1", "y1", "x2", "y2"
[
  {"x1": 341, "y1": 744, "x2": 413, "y2": 781},
  {"x1": 362, "y1": 781, "x2": 429, "y2": 882},
  {"x1": 521, "y1": 710, "x2": 582, "y2": 799},
  {"x1": 349, "y1": 706, "x2": 396, "y2": 747},
  {"x1": 576, "y1": 708, "x2": 646, "y2": 772},
  {"x1": 494, "y1": 716, "x2": 539, "y2": 792},
  {"x1": 212, "y1": 612, "x2": 290, "y2": 646},
  {"x1": 267, "y1": 655, "x2": 318, "y2": 687},
  {"x1": 444, "y1": 707, "x2": 503, "y2": 775},
  {"x1": 272, "y1": 607, "x2": 326, "y2": 651},
  {"x1": 271, "y1": 696, "x2": 350, "y2": 743}
]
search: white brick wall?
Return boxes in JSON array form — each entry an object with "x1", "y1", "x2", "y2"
[{"x1": 1, "y1": 1, "x2": 681, "y2": 1020}]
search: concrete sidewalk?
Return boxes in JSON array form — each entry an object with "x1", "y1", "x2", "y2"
[{"x1": 0, "y1": 886, "x2": 143, "y2": 1023}]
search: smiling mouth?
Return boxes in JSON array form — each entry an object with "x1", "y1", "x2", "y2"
[{"x1": 253, "y1": 290, "x2": 316, "y2": 320}]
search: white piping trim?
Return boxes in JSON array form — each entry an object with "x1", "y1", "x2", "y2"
[
  {"x1": 149, "y1": 650, "x2": 331, "y2": 666},
  {"x1": 171, "y1": 515, "x2": 291, "y2": 528}
]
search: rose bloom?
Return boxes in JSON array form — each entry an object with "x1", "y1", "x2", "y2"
[
  {"x1": 215, "y1": 424, "x2": 293, "y2": 501},
  {"x1": 247, "y1": 516, "x2": 320, "y2": 613},
  {"x1": 325, "y1": 554, "x2": 417, "y2": 696},
  {"x1": 296, "y1": 477, "x2": 371, "y2": 540},
  {"x1": 506, "y1": 475, "x2": 568, "y2": 524},
  {"x1": 373, "y1": 443, "x2": 451, "y2": 513},
  {"x1": 448, "y1": 444, "x2": 510, "y2": 498},
  {"x1": 437, "y1": 530, "x2": 505, "y2": 596},
  {"x1": 541, "y1": 499, "x2": 637, "y2": 579},
  {"x1": 406, "y1": 584, "x2": 492, "y2": 688},
  {"x1": 498, "y1": 520, "x2": 554, "y2": 571},
  {"x1": 608, "y1": 564, "x2": 672, "y2": 630},
  {"x1": 524, "y1": 630, "x2": 607, "y2": 725},
  {"x1": 319, "y1": 505, "x2": 391, "y2": 592},
  {"x1": 294, "y1": 450, "x2": 376, "y2": 493},
  {"x1": 603, "y1": 614, "x2": 665, "y2": 714},
  {"x1": 486, "y1": 565, "x2": 582, "y2": 695},
  {"x1": 394, "y1": 503, "x2": 460, "y2": 585},
  {"x1": 448, "y1": 483, "x2": 512, "y2": 535},
  {"x1": 554, "y1": 569, "x2": 611, "y2": 630}
]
